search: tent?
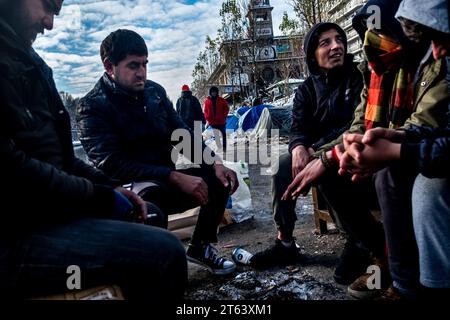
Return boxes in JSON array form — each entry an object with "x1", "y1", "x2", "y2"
[{"x1": 237, "y1": 104, "x2": 272, "y2": 132}]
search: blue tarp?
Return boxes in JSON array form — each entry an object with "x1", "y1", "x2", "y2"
[
  {"x1": 238, "y1": 105, "x2": 273, "y2": 132},
  {"x1": 226, "y1": 114, "x2": 239, "y2": 131},
  {"x1": 235, "y1": 106, "x2": 251, "y2": 116}
]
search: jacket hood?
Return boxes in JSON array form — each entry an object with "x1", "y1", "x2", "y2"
[
  {"x1": 395, "y1": 0, "x2": 449, "y2": 34},
  {"x1": 352, "y1": 0, "x2": 409, "y2": 45},
  {"x1": 303, "y1": 22, "x2": 347, "y2": 75}
]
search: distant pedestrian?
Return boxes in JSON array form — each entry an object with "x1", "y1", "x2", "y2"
[
  {"x1": 204, "y1": 86, "x2": 229, "y2": 151},
  {"x1": 176, "y1": 84, "x2": 205, "y2": 131}
]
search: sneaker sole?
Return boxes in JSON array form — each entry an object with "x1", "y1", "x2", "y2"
[
  {"x1": 347, "y1": 286, "x2": 382, "y2": 300},
  {"x1": 187, "y1": 256, "x2": 236, "y2": 276}
]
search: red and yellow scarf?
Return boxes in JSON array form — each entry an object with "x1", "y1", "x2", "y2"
[{"x1": 363, "y1": 30, "x2": 415, "y2": 130}]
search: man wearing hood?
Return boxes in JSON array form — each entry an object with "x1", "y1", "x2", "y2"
[
  {"x1": 249, "y1": 22, "x2": 369, "y2": 284},
  {"x1": 176, "y1": 84, "x2": 205, "y2": 131},
  {"x1": 282, "y1": 0, "x2": 449, "y2": 299},
  {"x1": 204, "y1": 86, "x2": 229, "y2": 151},
  {"x1": 339, "y1": 0, "x2": 450, "y2": 299}
]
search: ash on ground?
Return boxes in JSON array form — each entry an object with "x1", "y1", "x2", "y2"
[{"x1": 184, "y1": 144, "x2": 349, "y2": 300}]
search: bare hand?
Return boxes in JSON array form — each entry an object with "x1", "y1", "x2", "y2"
[
  {"x1": 291, "y1": 145, "x2": 314, "y2": 178},
  {"x1": 170, "y1": 171, "x2": 209, "y2": 206},
  {"x1": 214, "y1": 163, "x2": 239, "y2": 195},
  {"x1": 362, "y1": 127, "x2": 406, "y2": 144},
  {"x1": 340, "y1": 139, "x2": 401, "y2": 181},
  {"x1": 115, "y1": 186, "x2": 147, "y2": 222},
  {"x1": 282, "y1": 158, "x2": 326, "y2": 201}
]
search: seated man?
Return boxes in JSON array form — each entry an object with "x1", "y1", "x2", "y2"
[
  {"x1": 250, "y1": 22, "x2": 368, "y2": 283},
  {"x1": 76, "y1": 29, "x2": 239, "y2": 276},
  {"x1": 283, "y1": 0, "x2": 449, "y2": 299},
  {"x1": 0, "y1": 0, "x2": 186, "y2": 300},
  {"x1": 339, "y1": 0, "x2": 450, "y2": 299}
]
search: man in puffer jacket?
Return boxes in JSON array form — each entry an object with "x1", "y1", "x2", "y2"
[
  {"x1": 77, "y1": 30, "x2": 239, "y2": 277},
  {"x1": 204, "y1": 86, "x2": 229, "y2": 151},
  {"x1": 339, "y1": 0, "x2": 450, "y2": 300},
  {"x1": 0, "y1": 0, "x2": 186, "y2": 300}
]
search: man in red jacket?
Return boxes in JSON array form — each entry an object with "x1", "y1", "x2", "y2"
[{"x1": 204, "y1": 86, "x2": 229, "y2": 151}]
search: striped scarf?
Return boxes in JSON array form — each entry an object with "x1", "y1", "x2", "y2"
[{"x1": 363, "y1": 30, "x2": 415, "y2": 130}]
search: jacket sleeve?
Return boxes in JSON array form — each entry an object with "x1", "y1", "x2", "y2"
[
  {"x1": 76, "y1": 99, "x2": 174, "y2": 183},
  {"x1": 315, "y1": 84, "x2": 368, "y2": 155},
  {"x1": 204, "y1": 100, "x2": 213, "y2": 124},
  {"x1": 401, "y1": 131, "x2": 450, "y2": 178},
  {"x1": 176, "y1": 98, "x2": 181, "y2": 114},
  {"x1": 0, "y1": 132, "x2": 101, "y2": 206},
  {"x1": 289, "y1": 82, "x2": 315, "y2": 153},
  {"x1": 71, "y1": 158, "x2": 120, "y2": 187},
  {"x1": 403, "y1": 58, "x2": 450, "y2": 129}
]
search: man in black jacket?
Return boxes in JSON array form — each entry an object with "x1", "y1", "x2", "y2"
[
  {"x1": 77, "y1": 29, "x2": 239, "y2": 276},
  {"x1": 250, "y1": 23, "x2": 371, "y2": 282},
  {"x1": 176, "y1": 84, "x2": 205, "y2": 131},
  {"x1": 0, "y1": 0, "x2": 187, "y2": 300}
]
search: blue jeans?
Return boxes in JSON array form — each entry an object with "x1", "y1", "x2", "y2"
[
  {"x1": 0, "y1": 218, "x2": 187, "y2": 300},
  {"x1": 413, "y1": 175, "x2": 450, "y2": 288}
]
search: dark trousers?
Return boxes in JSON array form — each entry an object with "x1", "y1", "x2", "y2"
[
  {"x1": 210, "y1": 124, "x2": 227, "y2": 152},
  {"x1": 0, "y1": 218, "x2": 187, "y2": 300},
  {"x1": 374, "y1": 164, "x2": 420, "y2": 291},
  {"x1": 139, "y1": 166, "x2": 230, "y2": 244},
  {"x1": 273, "y1": 153, "x2": 386, "y2": 258}
]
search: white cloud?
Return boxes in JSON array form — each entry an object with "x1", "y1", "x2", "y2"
[{"x1": 34, "y1": 0, "x2": 291, "y2": 100}]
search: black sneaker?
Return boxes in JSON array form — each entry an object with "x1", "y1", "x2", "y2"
[
  {"x1": 249, "y1": 239, "x2": 301, "y2": 269},
  {"x1": 187, "y1": 243, "x2": 236, "y2": 275},
  {"x1": 333, "y1": 240, "x2": 371, "y2": 285}
]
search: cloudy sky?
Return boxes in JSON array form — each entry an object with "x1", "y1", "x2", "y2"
[{"x1": 33, "y1": 0, "x2": 291, "y2": 102}]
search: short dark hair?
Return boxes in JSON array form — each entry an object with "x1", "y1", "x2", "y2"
[{"x1": 100, "y1": 29, "x2": 148, "y2": 65}]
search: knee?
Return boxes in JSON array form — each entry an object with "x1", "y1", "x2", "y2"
[
  {"x1": 413, "y1": 175, "x2": 450, "y2": 216},
  {"x1": 272, "y1": 153, "x2": 292, "y2": 182},
  {"x1": 374, "y1": 166, "x2": 393, "y2": 193}
]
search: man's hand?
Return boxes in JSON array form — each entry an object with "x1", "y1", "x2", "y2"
[
  {"x1": 291, "y1": 145, "x2": 314, "y2": 178},
  {"x1": 339, "y1": 138, "x2": 401, "y2": 182},
  {"x1": 343, "y1": 132, "x2": 365, "y2": 160},
  {"x1": 115, "y1": 186, "x2": 147, "y2": 222},
  {"x1": 282, "y1": 158, "x2": 326, "y2": 201},
  {"x1": 362, "y1": 127, "x2": 406, "y2": 145},
  {"x1": 214, "y1": 163, "x2": 239, "y2": 195},
  {"x1": 169, "y1": 171, "x2": 209, "y2": 206}
]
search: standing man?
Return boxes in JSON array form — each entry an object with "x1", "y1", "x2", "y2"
[
  {"x1": 249, "y1": 22, "x2": 369, "y2": 288},
  {"x1": 176, "y1": 84, "x2": 205, "y2": 131},
  {"x1": 0, "y1": 0, "x2": 186, "y2": 300},
  {"x1": 204, "y1": 86, "x2": 229, "y2": 151},
  {"x1": 77, "y1": 29, "x2": 239, "y2": 276}
]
